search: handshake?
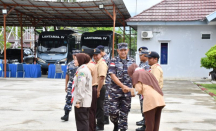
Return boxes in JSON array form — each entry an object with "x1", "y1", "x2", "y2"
[
  {"x1": 122, "y1": 85, "x2": 131, "y2": 93},
  {"x1": 122, "y1": 85, "x2": 138, "y2": 97}
]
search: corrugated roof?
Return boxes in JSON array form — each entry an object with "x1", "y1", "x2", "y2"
[
  {"x1": 0, "y1": 0, "x2": 131, "y2": 27},
  {"x1": 126, "y1": 0, "x2": 216, "y2": 22}
]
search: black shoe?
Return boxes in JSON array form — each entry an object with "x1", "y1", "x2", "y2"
[
  {"x1": 96, "y1": 126, "x2": 104, "y2": 131},
  {"x1": 136, "y1": 119, "x2": 144, "y2": 126},
  {"x1": 113, "y1": 123, "x2": 118, "y2": 131},
  {"x1": 104, "y1": 115, "x2": 109, "y2": 125},
  {"x1": 61, "y1": 110, "x2": 70, "y2": 121},
  {"x1": 136, "y1": 125, "x2": 146, "y2": 131},
  {"x1": 120, "y1": 130, "x2": 126, "y2": 131}
]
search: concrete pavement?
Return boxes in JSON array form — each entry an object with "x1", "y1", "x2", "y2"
[{"x1": 0, "y1": 78, "x2": 216, "y2": 131}]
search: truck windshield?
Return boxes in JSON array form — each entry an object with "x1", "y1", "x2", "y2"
[
  {"x1": 38, "y1": 39, "x2": 67, "y2": 53},
  {"x1": 81, "y1": 39, "x2": 110, "y2": 54}
]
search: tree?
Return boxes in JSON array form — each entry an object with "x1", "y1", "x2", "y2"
[
  {"x1": 0, "y1": 34, "x2": 11, "y2": 53},
  {"x1": 201, "y1": 45, "x2": 216, "y2": 70},
  {"x1": 201, "y1": 45, "x2": 216, "y2": 80}
]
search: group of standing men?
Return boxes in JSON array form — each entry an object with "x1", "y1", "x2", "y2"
[
  {"x1": 135, "y1": 47, "x2": 163, "y2": 131},
  {"x1": 61, "y1": 42, "x2": 163, "y2": 131}
]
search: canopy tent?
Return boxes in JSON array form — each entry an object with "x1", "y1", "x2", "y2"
[
  {"x1": 0, "y1": 0, "x2": 130, "y2": 27},
  {"x1": 0, "y1": 0, "x2": 131, "y2": 78}
]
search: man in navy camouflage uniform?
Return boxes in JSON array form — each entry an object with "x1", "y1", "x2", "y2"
[
  {"x1": 136, "y1": 47, "x2": 150, "y2": 131},
  {"x1": 108, "y1": 43, "x2": 135, "y2": 131},
  {"x1": 97, "y1": 45, "x2": 111, "y2": 125},
  {"x1": 61, "y1": 49, "x2": 80, "y2": 121},
  {"x1": 139, "y1": 47, "x2": 150, "y2": 71},
  {"x1": 97, "y1": 45, "x2": 110, "y2": 65}
]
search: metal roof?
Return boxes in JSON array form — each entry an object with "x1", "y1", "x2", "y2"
[
  {"x1": 126, "y1": 0, "x2": 216, "y2": 22},
  {"x1": 0, "y1": 0, "x2": 131, "y2": 27}
]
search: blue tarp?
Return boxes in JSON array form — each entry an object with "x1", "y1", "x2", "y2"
[
  {"x1": 0, "y1": 64, "x2": 41, "y2": 78},
  {"x1": 47, "y1": 64, "x2": 67, "y2": 79}
]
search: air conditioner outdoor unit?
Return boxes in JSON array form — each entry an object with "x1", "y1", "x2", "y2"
[{"x1": 141, "y1": 31, "x2": 153, "y2": 38}]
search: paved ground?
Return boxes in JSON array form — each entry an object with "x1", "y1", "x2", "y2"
[{"x1": 0, "y1": 78, "x2": 216, "y2": 131}]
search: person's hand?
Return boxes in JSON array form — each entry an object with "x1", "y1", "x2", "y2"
[
  {"x1": 122, "y1": 86, "x2": 130, "y2": 93},
  {"x1": 65, "y1": 87, "x2": 68, "y2": 93},
  {"x1": 97, "y1": 89, "x2": 100, "y2": 98},
  {"x1": 75, "y1": 103, "x2": 80, "y2": 108}
]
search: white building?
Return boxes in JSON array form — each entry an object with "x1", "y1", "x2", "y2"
[{"x1": 126, "y1": 0, "x2": 216, "y2": 79}]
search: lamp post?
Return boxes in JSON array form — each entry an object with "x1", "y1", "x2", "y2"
[{"x1": 2, "y1": 8, "x2": 7, "y2": 78}]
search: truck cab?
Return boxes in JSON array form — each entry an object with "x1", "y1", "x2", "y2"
[
  {"x1": 80, "y1": 30, "x2": 122, "y2": 59},
  {"x1": 36, "y1": 30, "x2": 79, "y2": 75}
]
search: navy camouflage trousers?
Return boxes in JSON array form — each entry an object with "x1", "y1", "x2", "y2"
[
  {"x1": 109, "y1": 93, "x2": 131, "y2": 130},
  {"x1": 64, "y1": 83, "x2": 72, "y2": 111},
  {"x1": 104, "y1": 84, "x2": 110, "y2": 116}
]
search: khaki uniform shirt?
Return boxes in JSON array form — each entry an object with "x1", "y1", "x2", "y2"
[
  {"x1": 96, "y1": 58, "x2": 108, "y2": 85},
  {"x1": 150, "y1": 63, "x2": 163, "y2": 89},
  {"x1": 134, "y1": 82, "x2": 165, "y2": 112},
  {"x1": 87, "y1": 61, "x2": 98, "y2": 86}
]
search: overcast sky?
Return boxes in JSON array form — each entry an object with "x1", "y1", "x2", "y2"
[{"x1": 123, "y1": 0, "x2": 162, "y2": 16}]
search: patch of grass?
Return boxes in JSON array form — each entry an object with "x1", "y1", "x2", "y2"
[{"x1": 201, "y1": 84, "x2": 216, "y2": 94}]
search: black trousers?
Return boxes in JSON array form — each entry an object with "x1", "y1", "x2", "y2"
[
  {"x1": 75, "y1": 107, "x2": 89, "y2": 131},
  {"x1": 89, "y1": 86, "x2": 97, "y2": 131},
  {"x1": 96, "y1": 85, "x2": 106, "y2": 128}
]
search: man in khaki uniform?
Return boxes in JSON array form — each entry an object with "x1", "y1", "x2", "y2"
[
  {"x1": 93, "y1": 48, "x2": 108, "y2": 131},
  {"x1": 81, "y1": 46, "x2": 98, "y2": 131},
  {"x1": 146, "y1": 51, "x2": 163, "y2": 89}
]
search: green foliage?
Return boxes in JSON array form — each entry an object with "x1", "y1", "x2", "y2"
[
  {"x1": 201, "y1": 45, "x2": 216, "y2": 69},
  {"x1": 77, "y1": 27, "x2": 113, "y2": 33},
  {"x1": 0, "y1": 34, "x2": 12, "y2": 51}
]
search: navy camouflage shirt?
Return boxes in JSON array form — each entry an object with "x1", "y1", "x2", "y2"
[
  {"x1": 66, "y1": 60, "x2": 78, "y2": 83},
  {"x1": 103, "y1": 54, "x2": 111, "y2": 85},
  {"x1": 108, "y1": 56, "x2": 135, "y2": 97},
  {"x1": 139, "y1": 61, "x2": 150, "y2": 71},
  {"x1": 103, "y1": 54, "x2": 110, "y2": 65}
]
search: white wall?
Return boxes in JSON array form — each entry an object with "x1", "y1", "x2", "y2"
[{"x1": 137, "y1": 25, "x2": 216, "y2": 79}]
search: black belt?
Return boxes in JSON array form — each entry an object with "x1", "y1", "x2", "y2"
[{"x1": 92, "y1": 85, "x2": 98, "y2": 88}]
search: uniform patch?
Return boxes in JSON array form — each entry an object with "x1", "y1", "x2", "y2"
[
  {"x1": 156, "y1": 64, "x2": 161, "y2": 67},
  {"x1": 79, "y1": 72, "x2": 85, "y2": 77},
  {"x1": 78, "y1": 76, "x2": 83, "y2": 82},
  {"x1": 90, "y1": 61, "x2": 96, "y2": 64},
  {"x1": 110, "y1": 63, "x2": 115, "y2": 66}
]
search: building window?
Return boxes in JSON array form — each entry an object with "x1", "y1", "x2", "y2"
[
  {"x1": 202, "y1": 34, "x2": 211, "y2": 39},
  {"x1": 160, "y1": 43, "x2": 168, "y2": 65}
]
